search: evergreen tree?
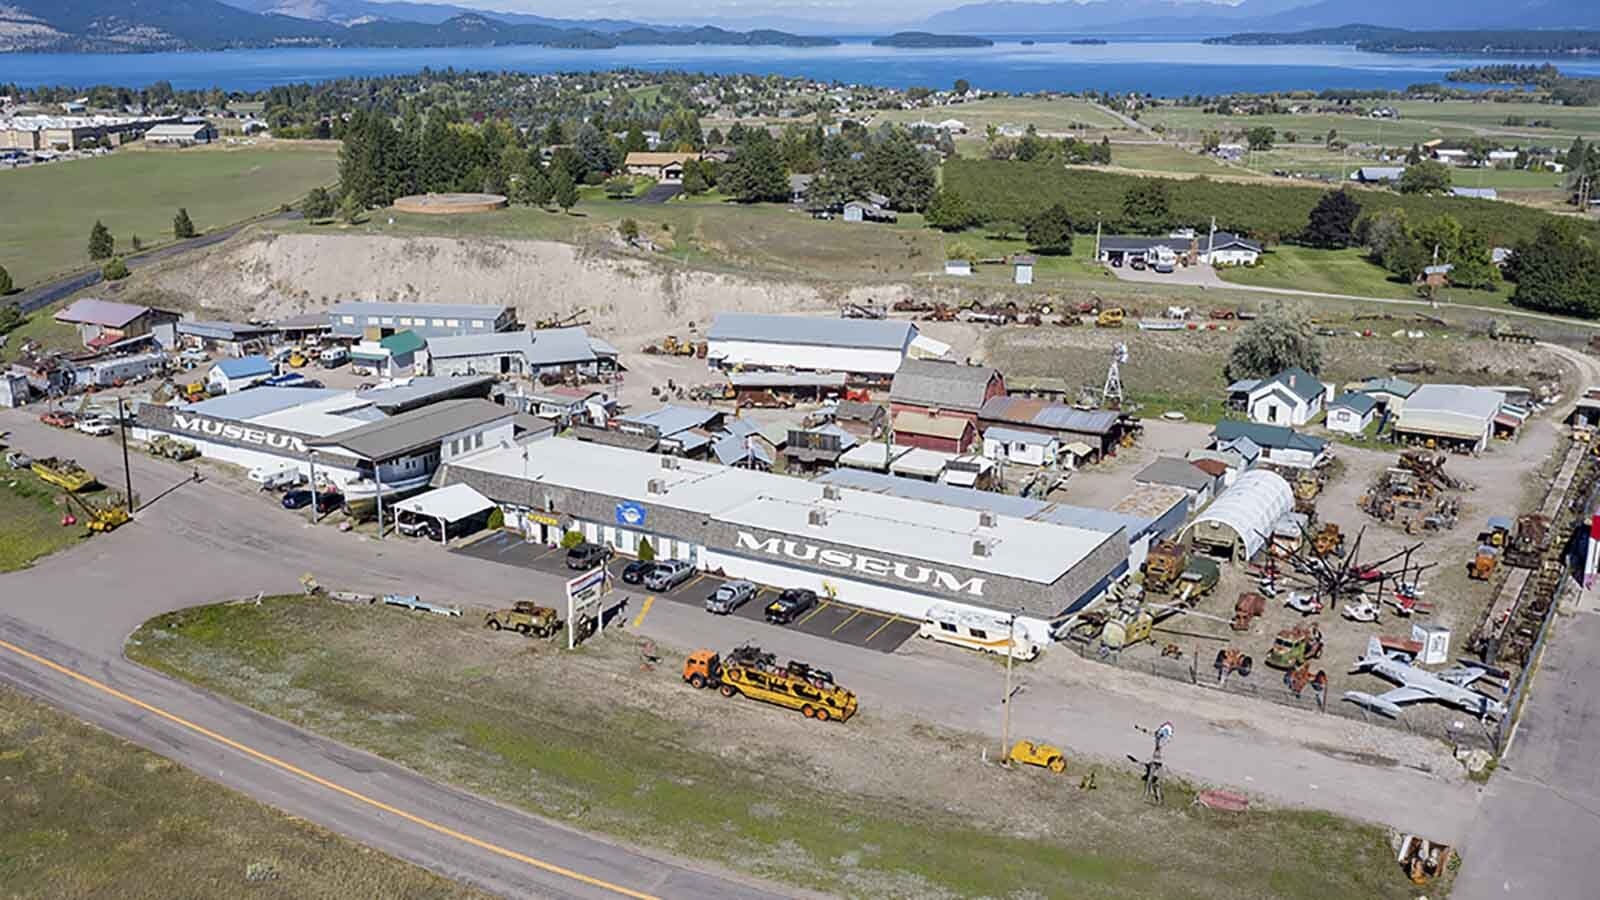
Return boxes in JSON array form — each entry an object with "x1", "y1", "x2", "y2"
[
  {"x1": 1025, "y1": 203, "x2": 1075, "y2": 255},
  {"x1": 1406, "y1": 143, "x2": 1422, "y2": 164},
  {"x1": 681, "y1": 164, "x2": 709, "y2": 196},
  {"x1": 1092, "y1": 136, "x2": 1112, "y2": 164},
  {"x1": 722, "y1": 135, "x2": 789, "y2": 203},
  {"x1": 551, "y1": 168, "x2": 579, "y2": 212},
  {"x1": 1302, "y1": 190, "x2": 1361, "y2": 249},
  {"x1": 173, "y1": 207, "x2": 196, "y2": 239},
  {"x1": 528, "y1": 169, "x2": 554, "y2": 208},
  {"x1": 623, "y1": 125, "x2": 648, "y2": 155},
  {"x1": 418, "y1": 114, "x2": 456, "y2": 194},
  {"x1": 338, "y1": 191, "x2": 363, "y2": 225},
  {"x1": 1510, "y1": 220, "x2": 1600, "y2": 318},
  {"x1": 574, "y1": 123, "x2": 617, "y2": 180},
  {"x1": 88, "y1": 220, "x2": 114, "y2": 261},
  {"x1": 0, "y1": 263, "x2": 12, "y2": 295},
  {"x1": 542, "y1": 120, "x2": 565, "y2": 147},
  {"x1": 301, "y1": 187, "x2": 335, "y2": 222},
  {"x1": 864, "y1": 130, "x2": 936, "y2": 211},
  {"x1": 0, "y1": 302, "x2": 21, "y2": 334},
  {"x1": 1120, "y1": 180, "x2": 1171, "y2": 233},
  {"x1": 619, "y1": 218, "x2": 640, "y2": 243}
]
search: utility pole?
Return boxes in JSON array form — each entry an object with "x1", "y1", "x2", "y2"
[
  {"x1": 306, "y1": 448, "x2": 320, "y2": 524},
  {"x1": 1000, "y1": 612, "x2": 1017, "y2": 765},
  {"x1": 116, "y1": 397, "x2": 134, "y2": 515}
]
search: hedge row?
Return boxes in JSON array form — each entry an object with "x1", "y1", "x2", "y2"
[{"x1": 942, "y1": 159, "x2": 1584, "y2": 247}]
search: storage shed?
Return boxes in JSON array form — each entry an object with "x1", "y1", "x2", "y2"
[
  {"x1": 1394, "y1": 384, "x2": 1506, "y2": 452},
  {"x1": 1181, "y1": 469, "x2": 1294, "y2": 562}
]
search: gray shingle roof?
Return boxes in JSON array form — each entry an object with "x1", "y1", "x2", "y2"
[
  {"x1": 890, "y1": 359, "x2": 999, "y2": 412},
  {"x1": 706, "y1": 313, "x2": 915, "y2": 351},
  {"x1": 1330, "y1": 392, "x2": 1378, "y2": 415},
  {"x1": 1255, "y1": 368, "x2": 1324, "y2": 404},
  {"x1": 1135, "y1": 457, "x2": 1215, "y2": 491},
  {"x1": 310, "y1": 399, "x2": 513, "y2": 460},
  {"x1": 1212, "y1": 420, "x2": 1327, "y2": 453}
]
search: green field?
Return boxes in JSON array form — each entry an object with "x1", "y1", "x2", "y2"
[
  {"x1": 128, "y1": 597, "x2": 1428, "y2": 900},
  {"x1": 0, "y1": 685, "x2": 484, "y2": 900},
  {"x1": 1101, "y1": 142, "x2": 1255, "y2": 177},
  {"x1": 0, "y1": 469, "x2": 87, "y2": 572},
  {"x1": 0, "y1": 142, "x2": 339, "y2": 288},
  {"x1": 876, "y1": 96, "x2": 1130, "y2": 135},
  {"x1": 1216, "y1": 244, "x2": 1514, "y2": 308}
]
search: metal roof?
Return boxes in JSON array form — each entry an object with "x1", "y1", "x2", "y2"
[
  {"x1": 1403, "y1": 384, "x2": 1505, "y2": 420},
  {"x1": 894, "y1": 410, "x2": 973, "y2": 440},
  {"x1": 176, "y1": 320, "x2": 277, "y2": 340},
  {"x1": 329, "y1": 301, "x2": 507, "y2": 321},
  {"x1": 1356, "y1": 377, "x2": 1417, "y2": 398},
  {"x1": 1253, "y1": 368, "x2": 1324, "y2": 404},
  {"x1": 979, "y1": 396, "x2": 1119, "y2": 435},
  {"x1": 618, "y1": 404, "x2": 721, "y2": 437},
  {"x1": 309, "y1": 399, "x2": 513, "y2": 460},
  {"x1": 357, "y1": 375, "x2": 497, "y2": 413},
  {"x1": 706, "y1": 313, "x2": 916, "y2": 351},
  {"x1": 393, "y1": 483, "x2": 495, "y2": 523},
  {"x1": 817, "y1": 468, "x2": 1148, "y2": 538},
  {"x1": 711, "y1": 432, "x2": 775, "y2": 467},
  {"x1": 188, "y1": 387, "x2": 342, "y2": 421},
  {"x1": 54, "y1": 298, "x2": 149, "y2": 328},
  {"x1": 728, "y1": 370, "x2": 847, "y2": 388},
  {"x1": 1330, "y1": 392, "x2": 1378, "y2": 415},
  {"x1": 426, "y1": 327, "x2": 599, "y2": 367},
  {"x1": 213, "y1": 356, "x2": 274, "y2": 379},
  {"x1": 890, "y1": 359, "x2": 999, "y2": 412},
  {"x1": 1212, "y1": 420, "x2": 1327, "y2": 453},
  {"x1": 380, "y1": 330, "x2": 426, "y2": 355},
  {"x1": 1135, "y1": 457, "x2": 1215, "y2": 492},
  {"x1": 1183, "y1": 469, "x2": 1295, "y2": 560},
  {"x1": 983, "y1": 425, "x2": 1056, "y2": 446}
]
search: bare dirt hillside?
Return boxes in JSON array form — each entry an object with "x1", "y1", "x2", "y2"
[{"x1": 137, "y1": 231, "x2": 939, "y2": 345}]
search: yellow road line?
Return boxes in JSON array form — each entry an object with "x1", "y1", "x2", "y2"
[
  {"x1": 682, "y1": 574, "x2": 707, "y2": 592},
  {"x1": 864, "y1": 615, "x2": 906, "y2": 643},
  {"x1": 631, "y1": 596, "x2": 655, "y2": 628},
  {"x1": 796, "y1": 601, "x2": 831, "y2": 626},
  {"x1": 831, "y1": 609, "x2": 863, "y2": 634},
  {"x1": 0, "y1": 637, "x2": 659, "y2": 900}
]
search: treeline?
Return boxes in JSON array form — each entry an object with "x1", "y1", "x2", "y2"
[
  {"x1": 1507, "y1": 221, "x2": 1600, "y2": 317},
  {"x1": 1446, "y1": 64, "x2": 1562, "y2": 86},
  {"x1": 941, "y1": 160, "x2": 1587, "y2": 247},
  {"x1": 1357, "y1": 30, "x2": 1600, "y2": 55}
]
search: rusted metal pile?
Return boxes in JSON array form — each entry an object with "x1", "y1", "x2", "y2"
[{"x1": 1357, "y1": 451, "x2": 1466, "y2": 532}]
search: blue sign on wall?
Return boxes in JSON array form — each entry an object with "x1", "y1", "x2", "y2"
[{"x1": 615, "y1": 501, "x2": 647, "y2": 528}]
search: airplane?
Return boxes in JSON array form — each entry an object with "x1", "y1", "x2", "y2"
[{"x1": 1343, "y1": 637, "x2": 1508, "y2": 721}]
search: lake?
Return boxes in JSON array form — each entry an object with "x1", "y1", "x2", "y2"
[{"x1": 6, "y1": 38, "x2": 1600, "y2": 95}]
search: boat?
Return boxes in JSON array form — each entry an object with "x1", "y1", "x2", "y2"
[
  {"x1": 31, "y1": 457, "x2": 97, "y2": 492},
  {"x1": 341, "y1": 472, "x2": 433, "y2": 519},
  {"x1": 1137, "y1": 319, "x2": 1186, "y2": 331}
]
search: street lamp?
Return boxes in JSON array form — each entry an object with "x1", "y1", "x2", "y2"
[{"x1": 1000, "y1": 610, "x2": 1019, "y2": 765}]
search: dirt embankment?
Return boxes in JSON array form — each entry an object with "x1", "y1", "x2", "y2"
[{"x1": 137, "y1": 231, "x2": 937, "y2": 345}]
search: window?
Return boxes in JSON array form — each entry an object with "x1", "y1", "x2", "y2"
[
  {"x1": 472, "y1": 319, "x2": 487, "y2": 328},
  {"x1": 398, "y1": 317, "x2": 412, "y2": 326},
  {"x1": 940, "y1": 622, "x2": 957, "y2": 633},
  {"x1": 365, "y1": 316, "x2": 378, "y2": 325},
  {"x1": 970, "y1": 628, "x2": 988, "y2": 640},
  {"x1": 473, "y1": 433, "x2": 484, "y2": 449},
  {"x1": 340, "y1": 315, "x2": 355, "y2": 325},
  {"x1": 445, "y1": 319, "x2": 459, "y2": 328},
  {"x1": 380, "y1": 317, "x2": 395, "y2": 326},
  {"x1": 431, "y1": 318, "x2": 445, "y2": 327}
]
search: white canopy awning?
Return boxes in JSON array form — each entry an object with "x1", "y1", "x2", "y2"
[{"x1": 393, "y1": 483, "x2": 495, "y2": 524}]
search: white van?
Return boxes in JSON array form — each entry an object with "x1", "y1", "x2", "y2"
[
  {"x1": 918, "y1": 603, "x2": 1041, "y2": 661},
  {"x1": 248, "y1": 463, "x2": 302, "y2": 491},
  {"x1": 319, "y1": 347, "x2": 349, "y2": 368}
]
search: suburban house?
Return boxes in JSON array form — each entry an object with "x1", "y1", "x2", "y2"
[
  {"x1": 623, "y1": 151, "x2": 698, "y2": 183},
  {"x1": 890, "y1": 359, "x2": 1006, "y2": 429},
  {"x1": 1097, "y1": 234, "x2": 1196, "y2": 268},
  {"x1": 206, "y1": 355, "x2": 274, "y2": 394},
  {"x1": 1212, "y1": 420, "x2": 1329, "y2": 469},
  {"x1": 1198, "y1": 232, "x2": 1262, "y2": 266},
  {"x1": 1326, "y1": 392, "x2": 1378, "y2": 435},
  {"x1": 892, "y1": 409, "x2": 978, "y2": 453},
  {"x1": 144, "y1": 121, "x2": 217, "y2": 146},
  {"x1": 1351, "y1": 166, "x2": 1404, "y2": 185},
  {"x1": 978, "y1": 396, "x2": 1124, "y2": 459},
  {"x1": 1134, "y1": 457, "x2": 1218, "y2": 510},
  {"x1": 425, "y1": 327, "x2": 616, "y2": 380},
  {"x1": 54, "y1": 299, "x2": 178, "y2": 349},
  {"x1": 981, "y1": 425, "x2": 1059, "y2": 467},
  {"x1": 327, "y1": 302, "x2": 515, "y2": 341},
  {"x1": 351, "y1": 330, "x2": 425, "y2": 379},
  {"x1": 1351, "y1": 376, "x2": 1417, "y2": 414},
  {"x1": 1246, "y1": 368, "x2": 1329, "y2": 426}
]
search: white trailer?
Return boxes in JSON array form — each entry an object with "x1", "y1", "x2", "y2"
[{"x1": 918, "y1": 603, "x2": 1042, "y2": 660}]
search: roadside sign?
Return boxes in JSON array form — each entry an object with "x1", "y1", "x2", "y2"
[{"x1": 566, "y1": 566, "x2": 608, "y2": 650}]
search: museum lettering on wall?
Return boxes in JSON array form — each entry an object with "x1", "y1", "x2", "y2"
[
  {"x1": 735, "y1": 531, "x2": 987, "y2": 597},
  {"x1": 171, "y1": 412, "x2": 308, "y2": 453}
]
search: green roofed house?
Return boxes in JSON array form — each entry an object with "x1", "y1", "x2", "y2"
[{"x1": 351, "y1": 329, "x2": 426, "y2": 379}]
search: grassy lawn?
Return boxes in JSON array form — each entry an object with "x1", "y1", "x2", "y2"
[
  {"x1": 0, "y1": 684, "x2": 484, "y2": 899},
  {"x1": 875, "y1": 97, "x2": 1129, "y2": 135},
  {"x1": 0, "y1": 303, "x2": 80, "y2": 363},
  {"x1": 0, "y1": 468, "x2": 87, "y2": 572},
  {"x1": 1216, "y1": 244, "x2": 1514, "y2": 308},
  {"x1": 945, "y1": 231, "x2": 1114, "y2": 285},
  {"x1": 0, "y1": 141, "x2": 339, "y2": 288},
  {"x1": 127, "y1": 596, "x2": 1428, "y2": 900},
  {"x1": 1101, "y1": 143, "x2": 1253, "y2": 177}
]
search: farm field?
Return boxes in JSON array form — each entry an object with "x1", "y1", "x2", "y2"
[
  {"x1": 1099, "y1": 142, "x2": 1253, "y2": 177},
  {"x1": 129, "y1": 595, "x2": 1426, "y2": 900},
  {"x1": 0, "y1": 141, "x2": 338, "y2": 288},
  {"x1": 0, "y1": 685, "x2": 485, "y2": 900},
  {"x1": 1216, "y1": 245, "x2": 1515, "y2": 309},
  {"x1": 874, "y1": 96, "x2": 1130, "y2": 136}
]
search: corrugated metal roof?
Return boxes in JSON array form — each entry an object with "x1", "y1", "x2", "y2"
[
  {"x1": 380, "y1": 330, "x2": 426, "y2": 355},
  {"x1": 983, "y1": 425, "x2": 1056, "y2": 446},
  {"x1": 1135, "y1": 457, "x2": 1215, "y2": 491},
  {"x1": 54, "y1": 298, "x2": 149, "y2": 328},
  {"x1": 706, "y1": 313, "x2": 915, "y2": 351},
  {"x1": 214, "y1": 356, "x2": 274, "y2": 379},
  {"x1": 330, "y1": 301, "x2": 507, "y2": 321},
  {"x1": 1255, "y1": 368, "x2": 1324, "y2": 404},
  {"x1": 728, "y1": 370, "x2": 847, "y2": 387},
  {"x1": 1212, "y1": 420, "x2": 1327, "y2": 453},
  {"x1": 393, "y1": 483, "x2": 494, "y2": 522},
  {"x1": 711, "y1": 432, "x2": 774, "y2": 466},
  {"x1": 188, "y1": 387, "x2": 342, "y2": 421},
  {"x1": 979, "y1": 396, "x2": 1119, "y2": 435},
  {"x1": 1403, "y1": 384, "x2": 1505, "y2": 421},
  {"x1": 618, "y1": 404, "x2": 721, "y2": 437},
  {"x1": 176, "y1": 320, "x2": 277, "y2": 340},
  {"x1": 816, "y1": 468, "x2": 1147, "y2": 538},
  {"x1": 1184, "y1": 470, "x2": 1295, "y2": 560},
  {"x1": 310, "y1": 399, "x2": 513, "y2": 459},
  {"x1": 1330, "y1": 392, "x2": 1378, "y2": 414},
  {"x1": 357, "y1": 376, "x2": 497, "y2": 413}
]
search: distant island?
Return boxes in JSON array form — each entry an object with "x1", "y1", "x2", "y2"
[
  {"x1": 0, "y1": 0, "x2": 840, "y2": 53},
  {"x1": 872, "y1": 32, "x2": 994, "y2": 49},
  {"x1": 1447, "y1": 63, "x2": 1563, "y2": 87},
  {"x1": 1069, "y1": 38, "x2": 1108, "y2": 46},
  {"x1": 1206, "y1": 23, "x2": 1600, "y2": 55}
]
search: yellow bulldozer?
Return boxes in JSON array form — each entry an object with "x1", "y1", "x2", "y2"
[{"x1": 1095, "y1": 308, "x2": 1125, "y2": 328}]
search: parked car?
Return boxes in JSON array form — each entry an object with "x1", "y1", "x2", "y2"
[
  {"x1": 643, "y1": 560, "x2": 694, "y2": 592},
  {"x1": 565, "y1": 541, "x2": 613, "y2": 570},
  {"x1": 39, "y1": 411, "x2": 75, "y2": 428},
  {"x1": 397, "y1": 516, "x2": 442, "y2": 541},
  {"x1": 5, "y1": 451, "x2": 32, "y2": 470},
  {"x1": 75, "y1": 417, "x2": 114, "y2": 437},
  {"x1": 621, "y1": 560, "x2": 658, "y2": 585},
  {"x1": 281, "y1": 489, "x2": 343, "y2": 513},
  {"x1": 705, "y1": 580, "x2": 757, "y2": 615},
  {"x1": 319, "y1": 347, "x2": 349, "y2": 368},
  {"x1": 765, "y1": 588, "x2": 819, "y2": 625}
]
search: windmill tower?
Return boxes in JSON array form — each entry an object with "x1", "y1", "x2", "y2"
[{"x1": 1102, "y1": 342, "x2": 1128, "y2": 409}]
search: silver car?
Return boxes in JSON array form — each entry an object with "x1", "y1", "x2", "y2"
[
  {"x1": 705, "y1": 580, "x2": 756, "y2": 615},
  {"x1": 643, "y1": 560, "x2": 694, "y2": 592}
]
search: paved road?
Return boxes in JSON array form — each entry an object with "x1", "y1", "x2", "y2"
[
  {"x1": 9, "y1": 211, "x2": 299, "y2": 315},
  {"x1": 0, "y1": 412, "x2": 1482, "y2": 847}
]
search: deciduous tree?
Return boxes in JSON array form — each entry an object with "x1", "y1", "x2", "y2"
[
  {"x1": 1225, "y1": 310, "x2": 1323, "y2": 382},
  {"x1": 1026, "y1": 203, "x2": 1075, "y2": 255},
  {"x1": 552, "y1": 168, "x2": 579, "y2": 212},
  {"x1": 1120, "y1": 180, "x2": 1171, "y2": 234},
  {"x1": 1399, "y1": 160, "x2": 1451, "y2": 195},
  {"x1": 924, "y1": 188, "x2": 980, "y2": 232},
  {"x1": 1302, "y1": 190, "x2": 1361, "y2": 249}
]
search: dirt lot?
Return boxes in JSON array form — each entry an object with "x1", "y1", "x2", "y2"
[{"x1": 129, "y1": 596, "x2": 1427, "y2": 900}]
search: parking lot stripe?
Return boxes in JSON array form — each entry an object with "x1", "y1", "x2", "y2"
[
  {"x1": 831, "y1": 609, "x2": 863, "y2": 634},
  {"x1": 865, "y1": 615, "x2": 907, "y2": 643},
  {"x1": 796, "y1": 601, "x2": 831, "y2": 626},
  {"x1": 682, "y1": 574, "x2": 707, "y2": 592},
  {"x1": 0, "y1": 637, "x2": 660, "y2": 900},
  {"x1": 631, "y1": 596, "x2": 654, "y2": 628}
]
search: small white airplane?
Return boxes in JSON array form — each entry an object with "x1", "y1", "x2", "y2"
[{"x1": 1343, "y1": 637, "x2": 1507, "y2": 721}]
